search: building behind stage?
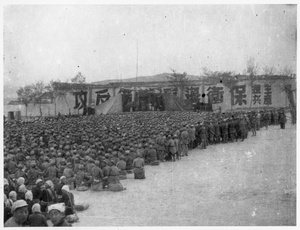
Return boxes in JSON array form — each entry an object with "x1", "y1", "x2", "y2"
[{"x1": 4, "y1": 73, "x2": 296, "y2": 117}]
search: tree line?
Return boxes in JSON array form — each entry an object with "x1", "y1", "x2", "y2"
[
  {"x1": 16, "y1": 57, "x2": 295, "y2": 118},
  {"x1": 16, "y1": 72, "x2": 86, "y2": 118}
]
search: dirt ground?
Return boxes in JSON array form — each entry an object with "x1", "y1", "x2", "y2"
[{"x1": 71, "y1": 123, "x2": 296, "y2": 226}]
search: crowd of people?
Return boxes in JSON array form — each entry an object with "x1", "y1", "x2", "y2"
[{"x1": 3, "y1": 108, "x2": 288, "y2": 227}]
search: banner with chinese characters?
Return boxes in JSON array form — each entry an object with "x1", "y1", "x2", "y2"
[{"x1": 203, "y1": 80, "x2": 288, "y2": 111}]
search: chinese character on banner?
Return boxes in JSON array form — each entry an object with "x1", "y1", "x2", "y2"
[
  {"x1": 252, "y1": 85, "x2": 261, "y2": 105},
  {"x1": 73, "y1": 91, "x2": 88, "y2": 110},
  {"x1": 95, "y1": 89, "x2": 111, "y2": 105},
  {"x1": 207, "y1": 86, "x2": 224, "y2": 104},
  {"x1": 185, "y1": 87, "x2": 200, "y2": 103},
  {"x1": 230, "y1": 85, "x2": 247, "y2": 106},
  {"x1": 264, "y1": 84, "x2": 272, "y2": 105}
]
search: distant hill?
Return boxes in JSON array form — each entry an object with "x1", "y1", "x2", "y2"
[{"x1": 91, "y1": 73, "x2": 200, "y2": 84}]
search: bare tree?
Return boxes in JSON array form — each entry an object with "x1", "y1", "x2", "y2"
[
  {"x1": 30, "y1": 81, "x2": 46, "y2": 117},
  {"x1": 17, "y1": 85, "x2": 34, "y2": 118},
  {"x1": 46, "y1": 80, "x2": 72, "y2": 116},
  {"x1": 263, "y1": 66, "x2": 277, "y2": 76},
  {"x1": 71, "y1": 72, "x2": 86, "y2": 83},
  {"x1": 244, "y1": 57, "x2": 259, "y2": 76},
  {"x1": 278, "y1": 65, "x2": 294, "y2": 76}
]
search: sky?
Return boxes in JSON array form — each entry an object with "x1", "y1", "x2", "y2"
[{"x1": 3, "y1": 4, "x2": 297, "y2": 87}]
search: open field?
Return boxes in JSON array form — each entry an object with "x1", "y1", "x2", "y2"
[{"x1": 72, "y1": 123, "x2": 296, "y2": 226}]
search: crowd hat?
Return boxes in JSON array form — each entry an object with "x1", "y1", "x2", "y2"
[
  {"x1": 11, "y1": 200, "x2": 28, "y2": 213},
  {"x1": 48, "y1": 203, "x2": 66, "y2": 213}
]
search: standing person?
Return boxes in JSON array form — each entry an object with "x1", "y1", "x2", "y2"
[
  {"x1": 167, "y1": 135, "x2": 176, "y2": 162},
  {"x1": 265, "y1": 110, "x2": 271, "y2": 130},
  {"x1": 251, "y1": 114, "x2": 257, "y2": 136},
  {"x1": 274, "y1": 109, "x2": 279, "y2": 125},
  {"x1": 28, "y1": 203, "x2": 48, "y2": 227},
  {"x1": 238, "y1": 117, "x2": 246, "y2": 141},
  {"x1": 214, "y1": 121, "x2": 221, "y2": 144},
  {"x1": 256, "y1": 112, "x2": 261, "y2": 131},
  {"x1": 228, "y1": 119, "x2": 236, "y2": 142},
  {"x1": 278, "y1": 109, "x2": 287, "y2": 129},
  {"x1": 199, "y1": 123, "x2": 207, "y2": 149},
  {"x1": 195, "y1": 122, "x2": 201, "y2": 147},
  {"x1": 180, "y1": 126, "x2": 189, "y2": 156},
  {"x1": 207, "y1": 122, "x2": 215, "y2": 145},
  {"x1": 156, "y1": 133, "x2": 166, "y2": 162},
  {"x1": 148, "y1": 144, "x2": 160, "y2": 166},
  {"x1": 132, "y1": 153, "x2": 146, "y2": 179},
  {"x1": 48, "y1": 203, "x2": 72, "y2": 227},
  {"x1": 173, "y1": 134, "x2": 180, "y2": 160},
  {"x1": 4, "y1": 200, "x2": 29, "y2": 227}
]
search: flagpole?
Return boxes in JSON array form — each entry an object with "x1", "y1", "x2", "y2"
[{"x1": 135, "y1": 39, "x2": 139, "y2": 110}]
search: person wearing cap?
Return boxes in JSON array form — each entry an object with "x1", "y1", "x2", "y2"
[
  {"x1": 102, "y1": 160, "x2": 110, "y2": 189},
  {"x1": 132, "y1": 153, "x2": 146, "y2": 179},
  {"x1": 180, "y1": 126, "x2": 189, "y2": 156},
  {"x1": 148, "y1": 144, "x2": 160, "y2": 166},
  {"x1": 25, "y1": 190, "x2": 34, "y2": 216},
  {"x1": 48, "y1": 203, "x2": 72, "y2": 227},
  {"x1": 28, "y1": 203, "x2": 48, "y2": 226},
  {"x1": 55, "y1": 176, "x2": 67, "y2": 200},
  {"x1": 108, "y1": 160, "x2": 126, "y2": 192},
  {"x1": 278, "y1": 109, "x2": 287, "y2": 129},
  {"x1": 220, "y1": 119, "x2": 228, "y2": 143},
  {"x1": 40, "y1": 180, "x2": 57, "y2": 213},
  {"x1": 15, "y1": 177, "x2": 25, "y2": 195},
  {"x1": 167, "y1": 135, "x2": 176, "y2": 162},
  {"x1": 116, "y1": 156, "x2": 127, "y2": 180},
  {"x1": 238, "y1": 117, "x2": 247, "y2": 141},
  {"x1": 273, "y1": 109, "x2": 279, "y2": 125},
  {"x1": 124, "y1": 150, "x2": 133, "y2": 173},
  {"x1": 4, "y1": 178, "x2": 15, "y2": 198},
  {"x1": 63, "y1": 162, "x2": 75, "y2": 190},
  {"x1": 58, "y1": 159, "x2": 68, "y2": 178},
  {"x1": 4, "y1": 194, "x2": 13, "y2": 223},
  {"x1": 17, "y1": 184, "x2": 27, "y2": 201},
  {"x1": 250, "y1": 113, "x2": 257, "y2": 136},
  {"x1": 27, "y1": 162, "x2": 43, "y2": 190},
  {"x1": 155, "y1": 133, "x2": 166, "y2": 162},
  {"x1": 9, "y1": 191, "x2": 17, "y2": 204},
  {"x1": 74, "y1": 164, "x2": 92, "y2": 191},
  {"x1": 59, "y1": 185, "x2": 78, "y2": 223},
  {"x1": 14, "y1": 164, "x2": 26, "y2": 182},
  {"x1": 256, "y1": 111, "x2": 261, "y2": 130},
  {"x1": 90, "y1": 160, "x2": 104, "y2": 191},
  {"x1": 4, "y1": 199, "x2": 29, "y2": 227},
  {"x1": 32, "y1": 178, "x2": 43, "y2": 202},
  {"x1": 43, "y1": 160, "x2": 59, "y2": 184},
  {"x1": 214, "y1": 121, "x2": 221, "y2": 144}
]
